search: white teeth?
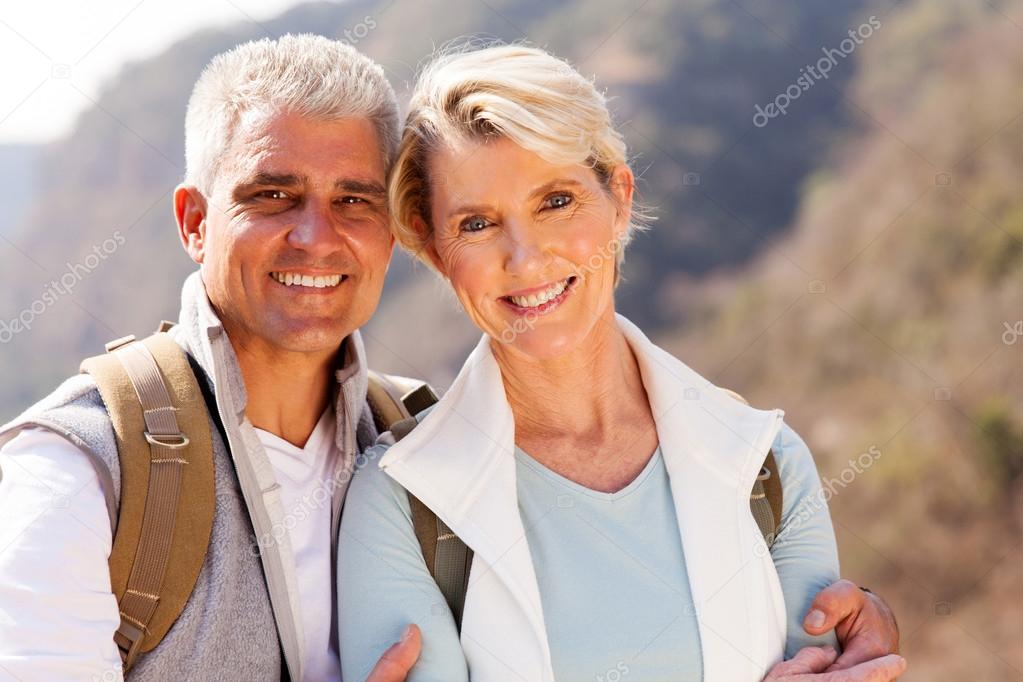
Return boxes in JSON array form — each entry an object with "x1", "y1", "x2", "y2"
[
  {"x1": 271, "y1": 272, "x2": 344, "y2": 288},
  {"x1": 509, "y1": 279, "x2": 569, "y2": 308}
]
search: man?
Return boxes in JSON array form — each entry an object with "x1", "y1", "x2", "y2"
[{"x1": 0, "y1": 34, "x2": 902, "y2": 680}]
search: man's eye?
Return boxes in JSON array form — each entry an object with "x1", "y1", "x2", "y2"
[
  {"x1": 340, "y1": 196, "x2": 368, "y2": 205},
  {"x1": 460, "y1": 216, "x2": 490, "y2": 233},
  {"x1": 543, "y1": 193, "x2": 573, "y2": 210},
  {"x1": 257, "y1": 190, "x2": 290, "y2": 200}
]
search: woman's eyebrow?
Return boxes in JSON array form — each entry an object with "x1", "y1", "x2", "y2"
[
  {"x1": 528, "y1": 178, "x2": 584, "y2": 198},
  {"x1": 448, "y1": 202, "x2": 494, "y2": 218}
]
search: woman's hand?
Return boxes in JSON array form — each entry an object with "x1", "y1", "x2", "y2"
[{"x1": 764, "y1": 646, "x2": 906, "y2": 681}]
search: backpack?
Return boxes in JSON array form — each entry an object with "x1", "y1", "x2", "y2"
[
  {"x1": 81, "y1": 324, "x2": 426, "y2": 672},
  {"x1": 367, "y1": 381, "x2": 785, "y2": 631}
]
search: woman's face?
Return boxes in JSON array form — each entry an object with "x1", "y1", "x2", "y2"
[{"x1": 423, "y1": 137, "x2": 633, "y2": 360}]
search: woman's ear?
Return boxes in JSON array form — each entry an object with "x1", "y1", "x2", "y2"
[
  {"x1": 413, "y1": 215, "x2": 448, "y2": 278},
  {"x1": 174, "y1": 184, "x2": 208, "y2": 264},
  {"x1": 607, "y1": 164, "x2": 635, "y2": 242}
]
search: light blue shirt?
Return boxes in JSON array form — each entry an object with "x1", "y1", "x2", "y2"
[{"x1": 338, "y1": 423, "x2": 839, "y2": 681}]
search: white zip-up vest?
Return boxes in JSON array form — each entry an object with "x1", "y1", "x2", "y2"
[{"x1": 379, "y1": 314, "x2": 788, "y2": 681}]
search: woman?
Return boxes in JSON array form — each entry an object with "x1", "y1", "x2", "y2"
[{"x1": 339, "y1": 44, "x2": 840, "y2": 681}]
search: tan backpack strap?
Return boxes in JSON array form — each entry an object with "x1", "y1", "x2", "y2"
[
  {"x1": 81, "y1": 332, "x2": 215, "y2": 671},
  {"x1": 720, "y1": 387, "x2": 785, "y2": 548},
  {"x1": 762, "y1": 451, "x2": 783, "y2": 535},
  {"x1": 750, "y1": 452, "x2": 783, "y2": 547}
]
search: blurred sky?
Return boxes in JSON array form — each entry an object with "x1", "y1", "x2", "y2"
[{"x1": 0, "y1": 0, "x2": 310, "y2": 144}]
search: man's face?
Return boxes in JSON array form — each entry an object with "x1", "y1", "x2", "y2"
[{"x1": 194, "y1": 111, "x2": 393, "y2": 357}]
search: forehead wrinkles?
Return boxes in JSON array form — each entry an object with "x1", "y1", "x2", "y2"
[{"x1": 215, "y1": 124, "x2": 278, "y2": 197}]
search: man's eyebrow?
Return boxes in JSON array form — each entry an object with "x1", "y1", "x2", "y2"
[
  {"x1": 335, "y1": 179, "x2": 387, "y2": 196},
  {"x1": 243, "y1": 172, "x2": 305, "y2": 187}
]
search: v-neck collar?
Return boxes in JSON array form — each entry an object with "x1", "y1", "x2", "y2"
[{"x1": 254, "y1": 406, "x2": 334, "y2": 457}]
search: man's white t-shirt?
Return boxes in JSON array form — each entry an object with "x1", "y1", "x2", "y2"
[
  {"x1": 0, "y1": 407, "x2": 343, "y2": 681},
  {"x1": 253, "y1": 407, "x2": 341, "y2": 682}
]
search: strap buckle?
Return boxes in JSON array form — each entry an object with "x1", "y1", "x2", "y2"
[
  {"x1": 114, "y1": 617, "x2": 147, "y2": 670},
  {"x1": 105, "y1": 335, "x2": 137, "y2": 353},
  {"x1": 144, "y1": 432, "x2": 190, "y2": 449}
]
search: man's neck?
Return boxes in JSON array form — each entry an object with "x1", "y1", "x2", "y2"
[{"x1": 232, "y1": 338, "x2": 341, "y2": 449}]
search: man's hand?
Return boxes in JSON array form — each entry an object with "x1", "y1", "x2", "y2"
[
  {"x1": 366, "y1": 624, "x2": 422, "y2": 682},
  {"x1": 803, "y1": 580, "x2": 900, "y2": 671},
  {"x1": 764, "y1": 646, "x2": 906, "y2": 681}
]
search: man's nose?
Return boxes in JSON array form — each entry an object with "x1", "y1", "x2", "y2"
[{"x1": 286, "y1": 200, "x2": 345, "y2": 255}]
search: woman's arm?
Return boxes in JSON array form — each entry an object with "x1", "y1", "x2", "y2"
[
  {"x1": 337, "y1": 443, "x2": 469, "y2": 682},
  {"x1": 769, "y1": 422, "x2": 842, "y2": 658}
]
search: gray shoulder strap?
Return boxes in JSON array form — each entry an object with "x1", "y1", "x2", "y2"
[{"x1": 370, "y1": 379, "x2": 475, "y2": 630}]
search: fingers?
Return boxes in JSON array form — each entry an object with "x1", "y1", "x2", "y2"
[
  {"x1": 828, "y1": 654, "x2": 907, "y2": 681},
  {"x1": 804, "y1": 579, "x2": 865, "y2": 635},
  {"x1": 826, "y1": 632, "x2": 888, "y2": 670},
  {"x1": 765, "y1": 649, "x2": 907, "y2": 682},
  {"x1": 365, "y1": 624, "x2": 422, "y2": 682},
  {"x1": 765, "y1": 646, "x2": 839, "y2": 677},
  {"x1": 826, "y1": 591, "x2": 901, "y2": 670}
]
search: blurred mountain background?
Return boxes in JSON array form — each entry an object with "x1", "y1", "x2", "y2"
[{"x1": 1, "y1": 0, "x2": 1020, "y2": 677}]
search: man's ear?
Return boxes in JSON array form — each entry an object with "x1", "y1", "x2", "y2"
[
  {"x1": 174, "y1": 184, "x2": 208, "y2": 264},
  {"x1": 413, "y1": 215, "x2": 447, "y2": 278},
  {"x1": 607, "y1": 164, "x2": 635, "y2": 242}
]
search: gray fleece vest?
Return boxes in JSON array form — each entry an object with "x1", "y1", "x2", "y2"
[{"x1": 0, "y1": 272, "x2": 378, "y2": 680}]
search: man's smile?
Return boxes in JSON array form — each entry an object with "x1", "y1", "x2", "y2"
[{"x1": 269, "y1": 270, "x2": 350, "y2": 291}]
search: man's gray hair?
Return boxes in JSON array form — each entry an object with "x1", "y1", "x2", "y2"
[{"x1": 184, "y1": 33, "x2": 399, "y2": 194}]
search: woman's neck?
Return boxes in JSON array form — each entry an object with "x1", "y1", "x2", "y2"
[{"x1": 493, "y1": 311, "x2": 651, "y2": 451}]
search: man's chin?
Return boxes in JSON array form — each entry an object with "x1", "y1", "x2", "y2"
[{"x1": 261, "y1": 319, "x2": 355, "y2": 355}]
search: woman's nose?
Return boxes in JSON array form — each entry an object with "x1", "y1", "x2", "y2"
[{"x1": 503, "y1": 221, "x2": 551, "y2": 274}]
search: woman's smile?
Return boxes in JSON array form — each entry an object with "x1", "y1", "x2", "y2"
[{"x1": 499, "y1": 275, "x2": 578, "y2": 316}]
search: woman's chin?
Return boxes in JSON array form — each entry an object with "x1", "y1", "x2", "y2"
[{"x1": 491, "y1": 322, "x2": 589, "y2": 362}]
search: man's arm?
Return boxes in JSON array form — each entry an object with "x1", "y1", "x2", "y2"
[
  {"x1": 0, "y1": 428, "x2": 123, "y2": 680},
  {"x1": 803, "y1": 580, "x2": 900, "y2": 671}
]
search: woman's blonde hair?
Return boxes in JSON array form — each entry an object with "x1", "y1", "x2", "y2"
[{"x1": 389, "y1": 43, "x2": 648, "y2": 269}]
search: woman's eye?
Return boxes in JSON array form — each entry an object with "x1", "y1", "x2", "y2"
[
  {"x1": 543, "y1": 193, "x2": 573, "y2": 210},
  {"x1": 460, "y1": 216, "x2": 490, "y2": 232}
]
